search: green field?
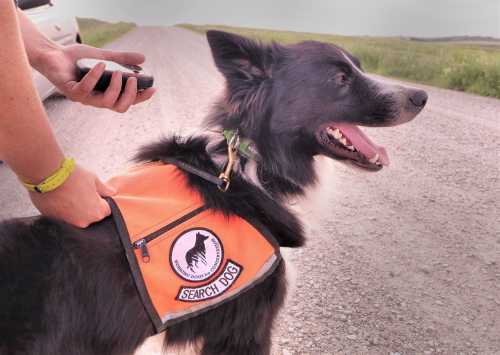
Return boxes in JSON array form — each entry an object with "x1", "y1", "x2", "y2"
[
  {"x1": 181, "y1": 24, "x2": 500, "y2": 99},
  {"x1": 77, "y1": 18, "x2": 136, "y2": 48}
]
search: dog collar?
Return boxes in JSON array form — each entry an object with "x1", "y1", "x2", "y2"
[
  {"x1": 222, "y1": 130, "x2": 260, "y2": 162},
  {"x1": 157, "y1": 131, "x2": 261, "y2": 193}
]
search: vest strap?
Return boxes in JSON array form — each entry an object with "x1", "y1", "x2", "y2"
[{"x1": 162, "y1": 158, "x2": 225, "y2": 188}]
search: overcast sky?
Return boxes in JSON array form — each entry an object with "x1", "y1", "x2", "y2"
[{"x1": 53, "y1": 0, "x2": 500, "y2": 38}]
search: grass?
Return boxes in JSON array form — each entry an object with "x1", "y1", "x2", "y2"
[
  {"x1": 77, "y1": 18, "x2": 136, "y2": 48},
  {"x1": 180, "y1": 24, "x2": 500, "y2": 99}
]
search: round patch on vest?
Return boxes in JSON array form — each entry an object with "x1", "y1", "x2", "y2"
[{"x1": 170, "y1": 228, "x2": 224, "y2": 282}]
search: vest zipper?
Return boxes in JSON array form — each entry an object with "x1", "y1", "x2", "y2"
[
  {"x1": 132, "y1": 205, "x2": 208, "y2": 263},
  {"x1": 135, "y1": 239, "x2": 151, "y2": 263}
]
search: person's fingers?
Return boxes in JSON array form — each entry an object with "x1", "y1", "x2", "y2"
[
  {"x1": 75, "y1": 71, "x2": 121, "y2": 109},
  {"x1": 95, "y1": 178, "x2": 117, "y2": 197},
  {"x1": 101, "y1": 71, "x2": 123, "y2": 108},
  {"x1": 71, "y1": 186, "x2": 112, "y2": 227},
  {"x1": 98, "y1": 198, "x2": 112, "y2": 219},
  {"x1": 72, "y1": 44, "x2": 145, "y2": 65},
  {"x1": 66, "y1": 211, "x2": 92, "y2": 228},
  {"x1": 70, "y1": 62, "x2": 105, "y2": 101},
  {"x1": 81, "y1": 93, "x2": 107, "y2": 108},
  {"x1": 133, "y1": 87, "x2": 157, "y2": 105},
  {"x1": 113, "y1": 77, "x2": 137, "y2": 113},
  {"x1": 101, "y1": 50, "x2": 145, "y2": 66},
  {"x1": 95, "y1": 178, "x2": 113, "y2": 221},
  {"x1": 73, "y1": 220, "x2": 91, "y2": 229}
]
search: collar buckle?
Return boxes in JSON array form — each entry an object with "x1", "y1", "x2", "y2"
[{"x1": 218, "y1": 131, "x2": 239, "y2": 192}]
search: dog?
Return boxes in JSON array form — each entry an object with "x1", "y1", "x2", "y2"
[{"x1": 0, "y1": 30, "x2": 427, "y2": 355}]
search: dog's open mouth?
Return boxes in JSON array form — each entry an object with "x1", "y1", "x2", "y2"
[{"x1": 316, "y1": 122, "x2": 389, "y2": 171}]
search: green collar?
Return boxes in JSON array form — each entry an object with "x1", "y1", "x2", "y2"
[{"x1": 222, "y1": 130, "x2": 260, "y2": 161}]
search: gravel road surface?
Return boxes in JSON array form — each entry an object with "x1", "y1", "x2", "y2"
[{"x1": 1, "y1": 27, "x2": 499, "y2": 355}]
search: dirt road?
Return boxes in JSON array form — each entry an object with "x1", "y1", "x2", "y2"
[{"x1": 1, "y1": 27, "x2": 499, "y2": 355}]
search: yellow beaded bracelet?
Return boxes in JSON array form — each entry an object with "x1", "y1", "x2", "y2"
[{"x1": 22, "y1": 157, "x2": 76, "y2": 193}]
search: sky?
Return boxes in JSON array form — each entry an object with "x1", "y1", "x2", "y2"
[{"x1": 53, "y1": 0, "x2": 500, "y2": 38}]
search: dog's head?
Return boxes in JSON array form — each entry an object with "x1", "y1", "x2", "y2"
[
  {"x1": 206, "y1": 30, "x2": 427, "y2": 190},
  {"x1": 195, "y1": 233, "x2": 209, "y2": 243}
]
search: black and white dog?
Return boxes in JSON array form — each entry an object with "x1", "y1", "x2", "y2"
[{"x1": 0, "y1": 31, "x2": 427, "y2": 355}]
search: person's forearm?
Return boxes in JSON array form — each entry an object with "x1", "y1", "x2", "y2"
[
  {"x1": 16, "y1": 7, "x2": 61, "y2": 76},
  {"x1": 0, "y1": 0, "x2": 64, "y2": 183}
]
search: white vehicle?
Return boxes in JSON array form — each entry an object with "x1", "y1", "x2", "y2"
[{"x1": 20, "y1": 0, "x2": 81, "y2": 100}]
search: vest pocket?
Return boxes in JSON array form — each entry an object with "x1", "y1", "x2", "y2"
[{"x1": 132, "y1": 205, "x2": 207, "y2": 263}]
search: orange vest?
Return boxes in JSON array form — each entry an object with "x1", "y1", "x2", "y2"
[{"x1": 107, "y1": 163, "x2": 280, "y2": 332}]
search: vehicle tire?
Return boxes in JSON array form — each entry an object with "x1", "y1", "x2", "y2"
[{"x1": 76, "y1": 33, "x2": 82, "y2": 44}]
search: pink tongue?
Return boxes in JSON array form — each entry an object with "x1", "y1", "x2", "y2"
[{"x1": 335, "y1": 123, "x2": 390, "y2": 166}]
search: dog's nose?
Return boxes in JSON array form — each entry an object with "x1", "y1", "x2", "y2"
[{"x1": 409, "y1": 90, "x2": 428, "y2": 107}]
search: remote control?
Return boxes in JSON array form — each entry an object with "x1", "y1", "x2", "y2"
[{"x1": 75, "y1": 59, "x2": 154, "y2": 93}]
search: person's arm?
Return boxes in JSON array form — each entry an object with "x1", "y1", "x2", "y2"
[
  {"x1": 16, "y1": 8, "x2": 155, "y2": 112},
  {"x1": 0, "y1": 0, "x2": 114, "y2": 227}
]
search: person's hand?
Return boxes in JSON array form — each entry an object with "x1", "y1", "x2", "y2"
[
  {"x1": 38, "y1": 44, "x2": 156, "y2": 112},
  {"x1": 29, "y1": 165, "x2": 116, "y2": 228}
]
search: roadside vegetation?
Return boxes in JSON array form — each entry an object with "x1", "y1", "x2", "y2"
[
  {"x1": 181, "y1": 24, "x2": 500, "y2": 99},
  {"x1": 77, "y1": 18, "x2": 136, "y2": 48}
]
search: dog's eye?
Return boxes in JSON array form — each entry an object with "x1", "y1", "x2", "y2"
[
  {"x1": 329, "y1": 72, "x2": 349, "y2": 85},
  {"x1": 335, "y1": 73, "x2": 349, "y2": 85}
]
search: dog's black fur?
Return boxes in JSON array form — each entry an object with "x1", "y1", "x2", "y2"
[{"x1": 0, "y1": 30, "x2": 426, "y2": 355}]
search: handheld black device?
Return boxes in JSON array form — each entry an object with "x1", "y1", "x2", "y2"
[{"x1": 76, "y1": 59, "x2": 154, "y2": 93}]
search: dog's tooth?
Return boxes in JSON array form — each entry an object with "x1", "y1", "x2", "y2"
[
  {"x1": 369, "y1": 154, "x2": 380, "y2": 164},
  {"x1": 347, "y1": 145, "x2": 355, "y2": 151},
  {"x1": 340, "y1": 137, "x2": 348, "y2": 146},
  {"x1": 332, "y1": 129, "x2": 342, "y2": 139},
  {"x1": 326, "y1": 127, "x2": 338, "y2": 139}
]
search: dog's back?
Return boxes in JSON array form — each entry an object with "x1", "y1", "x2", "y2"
[
  {"x1": 0, "y1": 140, "x2": 303, "y2": 354},
  {"x1": 0, "y1": 217, "x2": 154, "y2": 355}
]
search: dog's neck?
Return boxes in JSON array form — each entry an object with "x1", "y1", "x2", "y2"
[
  {"x1": 134, "y1": 132, "x2": 307, "y2": 248},
  {"x1": 205, "y1": 132, "x2": 264, "y2": 190},
  {"x1": 204, "y1": 129, "x2": 314, "y2": 201}
]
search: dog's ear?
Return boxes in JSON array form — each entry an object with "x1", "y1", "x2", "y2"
[{"x1": 206, "y1": 30, "x2": 273, "y2": 82}]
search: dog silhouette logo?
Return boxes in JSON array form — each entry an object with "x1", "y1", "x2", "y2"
[
  {"x1": 185, "y1": 233, "x2": 209, "y2": 273},
  {"x1": 170, "y1": 228, "x2": 224, "y2": 282}
]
